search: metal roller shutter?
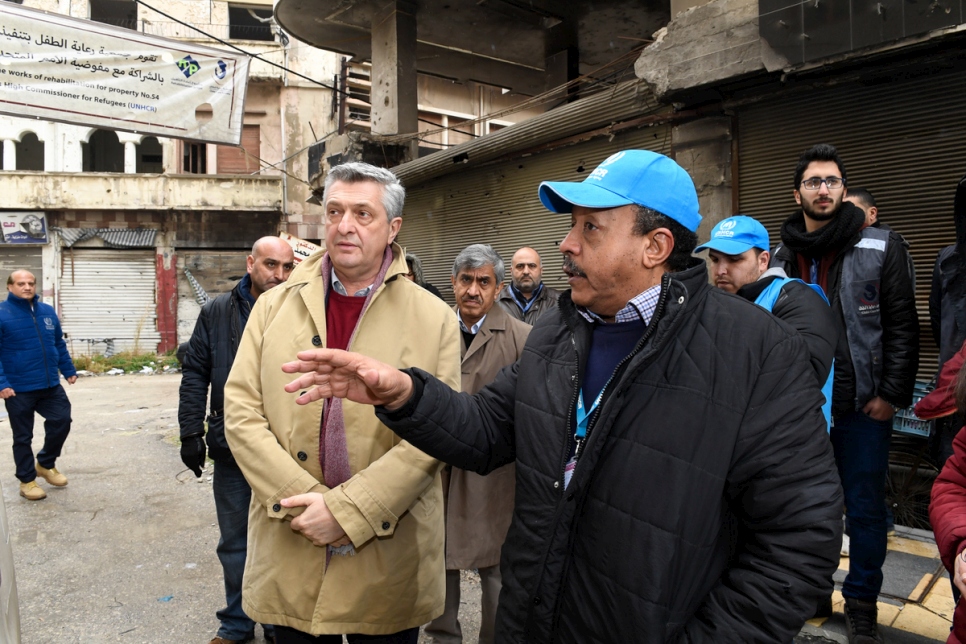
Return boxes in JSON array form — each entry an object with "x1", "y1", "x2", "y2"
[
  {"x1": 60, "y1": 250, "x2": 161, "y2": 356},
  {"x1": 737, "y1": 68, "x2": 966, "y2": 379},
  {"x1": 399, "y1": 124, "x2": 671, "y2": 302}
]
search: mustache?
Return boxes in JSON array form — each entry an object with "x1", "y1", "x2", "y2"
[{"x1": 562, "y1": 256, "x2": 586, "y2": 278}]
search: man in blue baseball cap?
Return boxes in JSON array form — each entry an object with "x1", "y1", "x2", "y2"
[
  {"x1": 696, "y1": 215, "x2": 838, "y2": 390},
  {"x1": 279, "y1": 150, "x2": 843, "y2": 643}
]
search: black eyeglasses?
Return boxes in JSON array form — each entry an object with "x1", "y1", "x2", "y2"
[{"x1": 801, "y1": 177, "x2": 845, "y2": 190}]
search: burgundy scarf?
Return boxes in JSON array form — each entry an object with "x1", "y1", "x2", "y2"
[{"x1": 319, "y1": 246, "x2": 394, "y2": 489}]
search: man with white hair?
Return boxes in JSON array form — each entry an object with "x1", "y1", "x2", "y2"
[
  {"x1": 225, "y1": 162, "x2": 460, "y2": 643},
  {"x1": 425, "y1": 244, "x2": 530, "y2": 644}
]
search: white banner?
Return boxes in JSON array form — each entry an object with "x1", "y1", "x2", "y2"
[{"x1": 0, "y1": 2, "x2": 249, "y2": 144}]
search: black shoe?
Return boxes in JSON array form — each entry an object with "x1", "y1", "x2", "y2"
[
  {"x1": 844, "y1": 597, "x2": 883, "y2": 644},
  {"x1": 812, "y1": 595, "x2": 833, "y2": 619}
]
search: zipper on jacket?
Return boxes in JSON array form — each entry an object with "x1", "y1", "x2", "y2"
[
  {"x1": 571, "y1": 276, "x2": 674, "y2": 473},
  {"x1": 559, "y1": 333, "x2": 580, "y2": 493},
  {"x1": 30, "y1": 302, "x2": 52, "y2": 388}
]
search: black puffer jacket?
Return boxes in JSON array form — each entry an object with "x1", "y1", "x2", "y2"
[
  {"x1": 379, "y1": 263, "x2": 843, "y2": 643},
  {"x1": 178, "y1": 279, "x2": 251, "y2": 462},
  {"x1": 737, "y1": 273, "x2": 839, "y2": 386},
  {"x1": 771, "y1": 222, "x2": 920, "y2": 417}
]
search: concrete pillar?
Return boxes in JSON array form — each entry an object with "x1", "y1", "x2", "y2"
[
  {"x1": 124, "y1": 140, "x2": 137, "y2": 174},
  {"x1": 370, "y1": 1, "x2": 418, "y2": 137},
  {"x1": 2, "y1": 139, "x2": 16, "y2": 170},
  {"x1": 671, "y1": 116, "x2": 734, "y2": 247}
]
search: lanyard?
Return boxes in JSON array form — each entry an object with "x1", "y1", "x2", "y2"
[{"x1": 575, "y1": 387, "x2": 605, "y2": 441}]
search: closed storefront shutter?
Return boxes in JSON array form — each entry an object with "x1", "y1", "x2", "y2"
[
  {"x1": 0, "y1": 247, "x2": 42, "y2": 295},
  {"x1": 400, "y1": 124, "x2": 671, "y2": 302},
  {"x1": 60, "y1": 249, "x2": 161, "y2": 355},
  {"x1": 217, "y1": 124, "x2": 260, "y2": 174},
  {"x1": 737, "y1": 67, "x2": 966, "y2": 379}
]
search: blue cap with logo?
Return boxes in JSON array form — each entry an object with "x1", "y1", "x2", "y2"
[
  {"x1": 694, "y1": 215, "x2": 770, "y2": 255},
  {"x1": 537, "y1": 150, "x2": 702, "y2": 232}
]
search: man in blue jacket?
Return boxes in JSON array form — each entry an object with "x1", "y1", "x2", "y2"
[{"x1": 0, "y1": 270, "x2": 77, "y2": 501}]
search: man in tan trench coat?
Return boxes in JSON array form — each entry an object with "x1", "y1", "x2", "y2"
[
  {"x1": 426, "y1": 244, "x2": 530, "y2": 644},
  {"x1": 224, "y1": 162, "x2": 460, "y2": 644}
]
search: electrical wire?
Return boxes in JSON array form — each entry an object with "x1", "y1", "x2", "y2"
[{"x1": 132, "y1": 0, "x2": 353, "y2": 98}]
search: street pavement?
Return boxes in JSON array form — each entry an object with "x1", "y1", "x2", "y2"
[{"x1": 0, "y1": 372, "x2": 954, "y2": 643}]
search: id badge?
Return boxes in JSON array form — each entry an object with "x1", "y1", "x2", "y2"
[{"x1": 563, "y1": 457, "x2": 576, "y2": 490}]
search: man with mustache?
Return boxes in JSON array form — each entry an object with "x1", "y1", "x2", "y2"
[
  {"x1": 770, "y1": 144, "x2": 919, "y2": 644},
  {"x1": 497, "y1": 247, "x2": 560, "y2": 324},
  {"x1": 179, "y1": 236, "x2": 295, "y2": 644},
  {"x1": 281, "y1": 150, "x2": 843, "y2": 642},
  {"x1": 425, "y1": 244, "x2": 530, "y2": 644},
  {"x1": 695, "y1": 215, "x2": 837, "y2": 406}
]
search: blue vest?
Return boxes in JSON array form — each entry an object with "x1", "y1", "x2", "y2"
[{"x1": 755, "y1": 277, "x2": 833, "y2": 431}]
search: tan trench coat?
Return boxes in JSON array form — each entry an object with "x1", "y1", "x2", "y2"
[
  {"x1": 444, "y1": 303, "x2": 530, "y2": 570},
  {"x1": 224, "y1": 244, "x2": 461, "y2": 635}
]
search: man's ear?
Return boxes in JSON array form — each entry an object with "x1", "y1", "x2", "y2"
[
  {"x1": 246, "y1": 254, "x2": 255, "y2": 275},
  {"x1": 388, "y1": 217, "x2": 402, "y2": 244},
  {"x1": 758, "y1": 250, "x2": 771, "y2": 274},
  {"x1": 794, "y1": 189, "x2": 802, "y2": 206},
  {"x1": 642, "y1": 228, "x2": 674, "y2": 270}
]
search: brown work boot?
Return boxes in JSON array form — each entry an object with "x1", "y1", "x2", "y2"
[
  {"x1": 35, "y1": 462, "x2": 67, "y2": 487},
  {"x1": 844, "y1": 597, "x2": 883, "y2": 643},
  {"x1": 19, "y1": 481, "x2": 46, "y2": 500},
  {"x1": 208, "y1": 637, "x2": 252, "y2": 644}
]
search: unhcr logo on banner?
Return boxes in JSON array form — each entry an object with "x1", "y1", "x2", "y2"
[{"x1": 176, "y1": 55, "x2": 200, "y2": 78}]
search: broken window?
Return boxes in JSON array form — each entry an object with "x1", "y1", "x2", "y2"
[
  {"x1": 182, "y1": 142, "x2": 207, "y2": 174},
  {"x1": 16, "y1": 132, "x2": 44, "y2": 171},
  {"x1": 228, "y1": 5, "x2": 274, "y2": 41},
  {"x1": 216, "y1": 125, "x2": 260, "y2": 174},
  {"x1": 82, "y1": 129, "x2": 125, "y2": 173},
  {"x1": 137, "y1": 137, "x2": 163, "y2": 173},
  {"x1": 89, "y1": 0, "x2": 137, "y2": 30}
]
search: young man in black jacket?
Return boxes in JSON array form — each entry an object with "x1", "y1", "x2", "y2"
[
  {"x1": 695, "y1": 214, "x2": 837, "y2": 391},
  {"x1": 281, "y1": 150, "x2": 843, "y2": 643},
  {"x1": 179, "y1": 237, "x2": 295, "y2": 644},
  {"x1": 771, "y1": 144, "x2": 919, "y2": 644}
]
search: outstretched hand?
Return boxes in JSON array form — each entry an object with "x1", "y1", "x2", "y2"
[{"x1": 282, "y1": 349, "x2": 414, "y2": 411}]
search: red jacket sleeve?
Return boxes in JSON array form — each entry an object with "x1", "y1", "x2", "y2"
[
  {"x1": 929, "y1": 425, "x2": 966, "y2": 573},
  {"x1": 916, "y1": 339, "x2": 966, "y2": 420}
]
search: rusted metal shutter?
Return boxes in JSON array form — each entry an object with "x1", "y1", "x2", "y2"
[
  {"x1": 737, "y1": 68, "x2": 966, "y2": 379},
  {"x1": 216, "y1": 125, "x2": 261, "y2": 175},
  {"x1": 399, "y1": 123, "x2": 671, "y2": 302},
  {"x1": 60, "y1": 249, "x2": 161, "y2": 356}
]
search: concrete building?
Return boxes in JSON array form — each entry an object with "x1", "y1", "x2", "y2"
[{"x1": 0, "y1": 0, "x2": 336, "y2": 353}]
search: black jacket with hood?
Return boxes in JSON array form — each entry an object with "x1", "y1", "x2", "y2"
[
  {"x1": 930, "y1": 172, "x2": 966, "y2": 371},
  {"x1": 379, "y1": 262, "x2": 843, "y2": 643},
  {"x1": 178, "y1": 278, "x2": 252, "y2": 462}
]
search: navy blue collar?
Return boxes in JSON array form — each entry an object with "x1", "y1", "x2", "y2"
[{"x1": 510, "y1": 282, "x2": 543, "y2": 313}]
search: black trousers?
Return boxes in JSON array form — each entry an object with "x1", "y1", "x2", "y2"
[
  {"x1": 5, "y1": 384, "x2": 71, "y2": 483},
  {"x1": 274, "y1": 626, "x2": 419, "y2": 644}
]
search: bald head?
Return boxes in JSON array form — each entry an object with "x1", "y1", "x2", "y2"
[
  {"x1": 510, "y1": 247, "x2": 543, "y2": 297},
  {"x1": 247, "y1": 237, "x2": 296, "y2": 298},
  {"x1": 7, "y1": 270, "x2": 36, "y2": 300}
]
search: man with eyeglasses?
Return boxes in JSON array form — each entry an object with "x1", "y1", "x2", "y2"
[{"x1": 770, "y1": 143, "x2": 919, "y2": 644}]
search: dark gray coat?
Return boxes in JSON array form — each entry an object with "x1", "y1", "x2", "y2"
[{"x1": 379, "y1": 262, "x2": 843, "y2": 643}]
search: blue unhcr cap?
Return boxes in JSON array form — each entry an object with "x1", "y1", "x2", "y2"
[
  {"x1": 537, "y1": 150, "x2": 702, "y2": 232},
  {"x1": 694, "y1": 215, "x2": 770, "y2": 255}
]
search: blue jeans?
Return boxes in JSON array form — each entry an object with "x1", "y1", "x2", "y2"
[
  {"x1": 831, "y1": 411, "x2": 892, "y2": 601},
  {"x1": 213, "y1": 458, "x2": 273, "y2": 640},
  {"x1": 5, "y1": 385, "x2": 71, "y2": 483}
]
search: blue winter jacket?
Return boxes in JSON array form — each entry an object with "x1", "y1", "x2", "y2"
[{"x1": 0, "y1": 292, "x2": 76, "y2": 392}]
